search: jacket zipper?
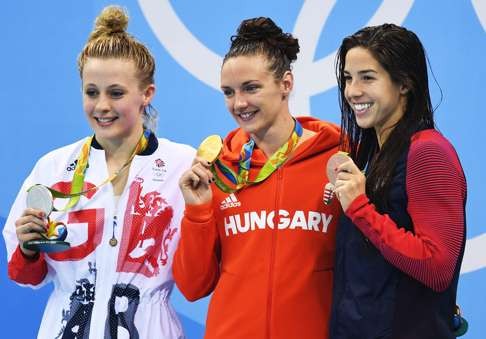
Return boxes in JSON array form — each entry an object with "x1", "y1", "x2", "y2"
[{"x1": 265, "y1": 168, "x2": 283, "y2": 339}]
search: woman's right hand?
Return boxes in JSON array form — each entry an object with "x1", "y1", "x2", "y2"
[
  {"x1": 14, "y1": 208, "x2": 47, "y2": 257},
  {"x1": 179, "y1": 157, "x2": 215, "y2": 205}
]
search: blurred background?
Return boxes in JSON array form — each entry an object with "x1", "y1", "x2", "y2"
[{"x1": 1, "y1": 1, "x2": 484, "y2": 337}]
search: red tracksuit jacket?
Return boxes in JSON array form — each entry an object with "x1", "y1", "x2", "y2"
[{"x1": 174, "y1": 117, "x2": 342, "y2": 339}]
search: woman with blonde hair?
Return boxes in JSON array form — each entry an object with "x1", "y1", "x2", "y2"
[{"x1": 3, "y1": 6, "x2": 193, "y2": 338}]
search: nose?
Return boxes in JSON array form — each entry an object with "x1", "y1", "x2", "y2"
[
  {"x1": 345, "y1": 79, "x2": 363, "y2": 99},
  {"x1": 95, "y1": 94, "x2": 111, "y2": 113},
  {"x1": 233, "y1": 92, "x2": 248, "y2": 111}
]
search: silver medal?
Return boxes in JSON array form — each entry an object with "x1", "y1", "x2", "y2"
[{"x1": 26, "y1": 184, "x2": 54, "y2": 216}]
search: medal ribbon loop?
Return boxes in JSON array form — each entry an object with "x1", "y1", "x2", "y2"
[
  {"x1": 43, "y1": 129, "x2": 150, "y2": 212},
  {"x1": 212, "y1": 119, "x2": 303, "y2": 193}
]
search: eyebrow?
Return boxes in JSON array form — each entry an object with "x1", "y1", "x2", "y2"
[
  {"x1": 242, "y1": 80, "x2": 258, "y2": 85},
  {"x1": 220, "y1": 80, "x2": 259, "y2": 89},
  {"x1": 343, "y1": 69, "x2": 378, "y2": 75}
]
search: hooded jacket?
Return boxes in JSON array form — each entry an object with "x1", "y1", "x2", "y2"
[{"x1": 174, "y1": 117, "x2": 342, "y2": 339}]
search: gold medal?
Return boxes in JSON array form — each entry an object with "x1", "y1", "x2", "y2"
[
  {"x1": 197, "y1": 135, "x2": 223, "y2": 163},
  {"x1": 109, "y1": 238, "x2": 118, "y2": 247}
]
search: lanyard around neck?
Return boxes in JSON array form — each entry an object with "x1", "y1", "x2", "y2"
[
  {"x1": 46, "y1": 129, "x2": 150, "y2": 212},
  {"x1": 211, "y1": 119, "x2": 303, "y2": 193}
]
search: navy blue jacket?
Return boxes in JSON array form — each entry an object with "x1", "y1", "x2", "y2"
[{"x1": 330, "y1": 132, "x2": 466, "y2": 339}]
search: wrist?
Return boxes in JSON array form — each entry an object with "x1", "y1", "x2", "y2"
[{"x1": 19, "y1": 244, "x2": 39, "y2": 260}]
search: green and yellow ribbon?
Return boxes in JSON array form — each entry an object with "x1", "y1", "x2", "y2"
[
  {"x1": 42, "y1": 129, "x2": 150, "y2": 212},
  {"x1": 211, "y1": 119, "x2": 303, "y2": 193}
]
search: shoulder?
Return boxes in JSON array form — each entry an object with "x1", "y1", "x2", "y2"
[
  {"x1": 156, "y1": 137, "x2": 196, "y2": 158},
  {"x1": 298, "y1": 116, "x2": 340, "y2": 136},
  {"x1": 35, "y1": 138, "x2": 88, "y2": 167},
  {"x1": 407, "y1": 129, "x2": 465, "y2": 182},
  {"x1": 411, "y1": 129, "x2": 453, "y2": 150},
  {"x1": 409, "y1": 129, "x2": 461, "y2": 166}
]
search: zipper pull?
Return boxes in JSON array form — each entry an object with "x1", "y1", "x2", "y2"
[{"x1": 109, "y1": 215, "x2": 118, "y2": 247}]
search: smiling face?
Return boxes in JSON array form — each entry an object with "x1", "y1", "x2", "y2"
[
  {"x1": 82, "y1": 57, "x2": 154, "y2": 146},
  {"x1": 343, "y1": 47, "x2": 408, "y2": 145},
  {"x1": 220, "y1": 54, "x2": 293, "y2": 141}
]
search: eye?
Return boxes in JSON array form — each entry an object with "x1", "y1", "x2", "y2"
[
  {"x1": 222, "y1": 88, "x2": 234, "y2": 97},
  {"x1": 343, "y1": 75, "x2": 352, "y2": 83},
  {"x1": 362, "y1": 75, "x2": 375, "y2": 81},
  {"x1": 244, "y1": 84, "x2": 259, "y2": 93},
  {"x1": 85, "y1": 88, "x2": 98, "y2": 98},
  {"x1": 109, "y1": 89, "x2": 125, "y2": 99}
]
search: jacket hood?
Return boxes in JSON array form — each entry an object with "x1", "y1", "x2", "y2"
[{"x1": 219, "y1": 116, "x2": 340, "y2": 168}]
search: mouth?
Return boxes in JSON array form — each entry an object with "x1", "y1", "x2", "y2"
[
  {"x1": 94, "y1": 116, "x2": 118, "y2": 126},
  {"x1": 352, "y1": 103, "x2": 373, "y2": 115},
  {"x1": 237, "y1": 110, "x2": 258, "y2": 122}
]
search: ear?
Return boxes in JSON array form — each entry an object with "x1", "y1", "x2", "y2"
[
  {"x1": 142, "y1": 84, "x2": 156, "y2": 106},
  {"x1": 280, "y1": 71, "x2": 294, "y2": 100},
  {"x1": 399, "y1": 83, "x2": 409, "y2": 95}
]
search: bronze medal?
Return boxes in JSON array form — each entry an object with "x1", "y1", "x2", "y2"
[{"x1": 326, "y1": 151, "x2": 351, "y2": 185}]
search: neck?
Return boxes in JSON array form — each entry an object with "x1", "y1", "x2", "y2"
[
  {"x1": 97, "y1": 127, "x2": 145, "y2": 164},
  {"x1": 375, "y1": 122, "x2": 399, "y2": 149},
  {"x1": 375, "y1": 98, "x2": 406, "y2": 148},
  {"x1": 251, "y1": 113, "x2": 295, "y2": 157}
]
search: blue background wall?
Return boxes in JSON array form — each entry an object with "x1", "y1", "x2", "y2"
[{"x1": 1, "y1": 1, "x2": 484, "y2": 337}]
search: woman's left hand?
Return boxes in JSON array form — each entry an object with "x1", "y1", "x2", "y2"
[{"x1": 334, "y1": 159, "x2": 366, "y2": 211}]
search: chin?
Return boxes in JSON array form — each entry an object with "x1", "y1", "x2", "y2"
[
  {"x1": 94, "y1": 129, "x2": 122, "y2": 141},
  {"x1": 355, "y1": 118, "x2": 373, "y2": 130},
  {"x1": 239, "y1": 123, "x2": 259, "y2": 136}
]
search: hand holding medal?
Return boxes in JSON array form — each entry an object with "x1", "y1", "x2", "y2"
[
  {"x1": 23, "y1": 184, "x2": 70, "y2": 253},
  {"x1": 323, "y1": 151, "x2": 351, "y2": 205},
  {"x1": 325, "y1": 151, "x2": 366, "y2": 210},
  {"x1": 179, "y1": 135, "x2": 223, "y2": 205}
]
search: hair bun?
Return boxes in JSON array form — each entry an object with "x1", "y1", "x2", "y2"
[
  {"x1": 233, "y1": 17, "x2": 299, "y2": 62},
  {"x1": 91, "y1": 5, "x2": 128, "y2": 39},
  {"x1": 236, "y1": 17, "x2": 283, "y2": 41}
]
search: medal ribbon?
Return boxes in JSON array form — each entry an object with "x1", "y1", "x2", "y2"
[
  {"x1": 46, "y1": 129, "x2": 150, "y2": 212},
  {"x1": 211, "y1": 119, "x2": 303, "y2": 193}
]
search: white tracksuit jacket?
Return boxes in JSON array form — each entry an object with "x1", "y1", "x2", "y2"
[{"x1": 3, "y1": 134, "x2": 194, "y2": 339}]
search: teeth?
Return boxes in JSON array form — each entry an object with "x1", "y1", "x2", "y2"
[
  {"x1": 239, "y1": 111, "x2": 255, "y2": 120},
  {"x1": 96, "y1": 117, "x2": 116, "y2": 123},
  {"x1": 353, "y1": 103, "x2": 371, "y2": 111}
]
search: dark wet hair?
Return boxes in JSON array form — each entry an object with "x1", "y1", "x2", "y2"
[
  {"x1": 336, "y1": 23, "x2": 435, "y2": 210},
  {"x1": 224, "y1": 17, "x2": 300, "y2": 80}
]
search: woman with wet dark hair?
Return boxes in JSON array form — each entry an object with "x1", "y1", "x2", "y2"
[
  {"x1": 174, "y1": 17, "x2": 341, "y2": 338},
  {"x1": 330, "y1": 23, "x2": 466, "y2": 339}
]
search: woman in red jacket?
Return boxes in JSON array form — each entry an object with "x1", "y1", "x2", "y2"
[{"x1": 174, "y1": 17, "x2": 341, "y2": 339}]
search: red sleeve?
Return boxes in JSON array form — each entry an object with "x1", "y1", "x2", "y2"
[
  {"x1": 173, "y1": 202, "x2": 221, "y2": 301},
  {"x1": 8, "y1": 245, "x2": 48, "y2": 285},
  {"x1": 346, "y1": 135, "x2": 466, "y2": 292}
]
